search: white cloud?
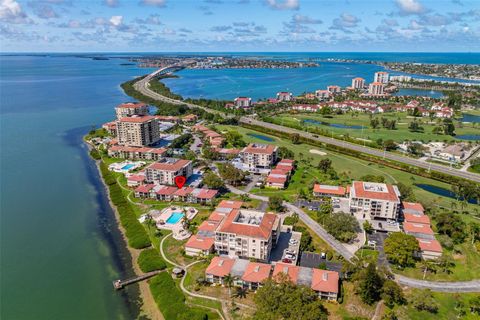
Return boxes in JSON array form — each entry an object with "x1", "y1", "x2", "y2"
[
  {"x1": 140, "y1": 0, "x2": 166, "y2": 7},
  {"x1": 109, "y1": 15, "x2": 123, "y2": 26},
  {"x1": 395, "y1": 0, "x2": 426, "y2": 15},
  {"x1": 0, "y1": 0, "x2": 29, "y2": 23},
  {"x1": 104, "y1": 0, "x2": 119, "y2": 8},
  {"x1": 293, "y1": 14, "x2": 322, "y2": 24},
  {"x1": 265, "y1": 0, "x2": 299, "y2": 10}
]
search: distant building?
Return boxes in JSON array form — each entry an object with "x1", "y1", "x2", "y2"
[
  {"x1": 374, "y1": 71, "x2": 389, "y2": 84},
  {"x1": 276, "y1": 92, "x2": 293, "y2": 102},
  {"x1": 327, "y1": 85, "x2": 341, "y2": 94},
  {"x1": 349, "y1": 181, "x2": 401, "y2": 221},
  {"x1": 234, "y1": 97, "x2": 252, "y2": 108},
  {"x1": 241, "y1": 143, "x2": 278, "y2": 170},
  {"x1": 116, "y1": 115, "x2": 161, "y2": 147},
  {"x1": 351, "y1": 77, "x2": 365, "y2": 89},
  {"x1": 102, "y1": 121, "x2": 117, "y2": 135},
  {"x1": 108, "y1": 145, "x2": 167, "y2": 160},
  {"x1": 313, "y1": 184, "x2": 348, "y2": 198},
  {"x1": 145, "y1": 158, "x2": 193, "y2": 185},
  {"x1": 368, "y1": 82, "x2": 384, "y2": 95},
  {"x1": 315, "y1": 90, "x2": 331, "y2": 100},
  {"x1": 115, "y1": 102, "x2": 149, "y2": 119}
]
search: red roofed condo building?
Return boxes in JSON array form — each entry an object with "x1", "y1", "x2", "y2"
[
  {"x1": 102, "y1": 121, "x2": 117, "y2": 136},
  {"x1": 145, "y1": 158, "x2": 193, "y2": 185},
  {"x1": 115, "y1": 102, "x2": 149, "y2": 119},
  {"x1": 368, "y1": 82, "x2": 385, "y2": 95},
  {"x1": 241, "y1": 262, "x2": 272, "y2": 290},
  {"x1": 415, "y1": 238, "x2": 443, "y2": 260},
  {"x1": 327, "y1": 85, "x2": 341, "y2": 93},
  {"x1": 116, "y1": 115, "x2": 161, "y2": 147},
  {"x1": 313, "y1": 184, "x2": 347, "y2": 198},
  {"x1": 234, "y1": 97, "x2": 252, "y2": 108},
  {"x1": 349, "y1": 181, "x2": 401, "y2": 221},
  {"x1": 108, "y1": 145, "x2": 167, "y2": 160},
  {"x1": 241, "y1": 143, "x2": 278, "y2": 170},
  {"x1": 402, "y1": 202, "x2": 424, "y2": 215},
  {"x1": 185, "y1": 235, "x2": 215, "y2": 257},
  {"x1": 276, "y1": 91, "x2": 293, "y2": 102},
  {"x1": 403, "y1": 222, "x2": 434, "y2": 240},
  {"x1": 215, "y1": 209, "x2": 281, "y2": 261},
  {"x1": 374, "y1": 71, "x2": 389, "y2": 84},
  {"x1": 205, "y1": 256, "x2": 236, "y2": 285},
  {"x1": 311, "y1": 269, "x2": 340, "y2": 300},
  {"x1": 351, "y1": 77, "x2": 365, "y2": 89}
]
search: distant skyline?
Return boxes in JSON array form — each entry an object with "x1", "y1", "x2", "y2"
[{"x1": 1, "y1": 0, "x2": 479, "y2": 52}]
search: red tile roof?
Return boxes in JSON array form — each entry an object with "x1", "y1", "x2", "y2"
[
  {"x1": 403, "y1": 222, "x2": 434, "y2": 235},
  {"x1": 198, "y1": 220, "x2": 219, "y2": 232},
  {"x1": 311, "y1": 269, "x2": 339, "y2": 293},
  {"x1": 148, "y1": 159, "x2": 191, "y2": 171},
  {"x1": 185, "y1": 235, "x2": 214, "y2": 251},
  {"x1": 206, "y1": 256, "x2": 235, "y2": 277},
  {"x1": 197, "y1": 189, "x2": 218, "y2": 199},
  {"x1": 127, "y1": 174, "x2": 146, "y2": 182},
  {"x1": 272, "y1": 263, "x2": 299, "y2": 283},
  {"x1": 217, "y1": 210, "x2": 277, "y2": 240},
  {"x1": 313, "y1": 184, "x2": 346, "y2": 196},
  {"x1": 403, "y1": 202, "x2": 424, "y2": 213},
  {"x1": 351, "y1": 181, "x2": 399, "y2": 202},
  {"x1": 242, "y1": 143, "x2": 277, "y2": 155},
  {"x1": 417, "y1": 238, "x2": 442, "y2": 253},
  {"x1": 116, "y1": 102, "x2": 146, "y2": 109},
  {"x1": 404, "y1": 213, "x2": 430, "y2": 225},
  {"x1": 266, "y1": 176, "x2": 287, "y2": 184},
  {"x1": 135, "y1": 184, "x2": 155, "y2": 193},
  {"x1": 119, "y1": 115, "x2": 155, "y2": 123},
  {"x1": 218, "y1": 200, "x2": 243, "y2": 209},
  {"x1": 155, "y1": 186, "x2": 177, "y2": 195},
  {"x1": 241, "y1": 262, "x2": 271, "y2": 283},
  {"x1": 174, "y1": 187, "x2": 194, "y2": 197}
]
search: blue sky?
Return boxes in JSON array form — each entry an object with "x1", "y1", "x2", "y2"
[{"x1": 1, "y1": 0, "x2": 479, "y2": 52}]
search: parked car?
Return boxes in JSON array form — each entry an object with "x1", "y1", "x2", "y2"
[
  {"x1": 281, "y1": 258, "x2": 292, "y2": 263},
  {"x1": 285, "y1": 249, "x2": 296, "y2": 255},
  {"x1": 288, "y1": 239, "x2": 298, "y2": 245},
  {"x1": 320, "y1": 252, "x2": 326, "y2": 259},
  {"x1": 285, "y1": 253, "x2": 296, "y2": 260}
]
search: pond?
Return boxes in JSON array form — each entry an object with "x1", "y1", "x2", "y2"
[
  {"x1": 415, "y1": 184, "x2": 478, "y2": 204},
  {"x1": 461, "y1": 113, "x2": 480, "y2": 123},
  {"x1": 394, "y1": 88, "x2": 443, "y2": 98},
  {"x1": 303, "y1": 118, "x2": 365, "y2": 129},
  {"x1": 247, "y1": 133, "x2": 275, "y2": 142},
  {"x1": 455, "y1": 135, "x2": 480, "y2": 141}
]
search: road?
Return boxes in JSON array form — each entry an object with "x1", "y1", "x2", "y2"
[{"x1": 134, "y1": 67, "x2": 480, "y2": 183}]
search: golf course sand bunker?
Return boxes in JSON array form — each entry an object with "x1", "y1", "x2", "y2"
[{"x1": 310, "y1": 149, "x2": 327, "y2": 155}]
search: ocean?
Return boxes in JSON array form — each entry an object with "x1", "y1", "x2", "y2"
[{"x1": 0, "y1": 52, "x2": 478, "y2": 319}]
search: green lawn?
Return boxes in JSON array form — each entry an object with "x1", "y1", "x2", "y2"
[
  {"x1": 217, "y1": 124, "x2": 479, "y2": 215},
  {"x1": 395, "y1": 242, "x2": 480, "y2": 281},
  {"x1": 393, "y1": 291, "x2": 480, "y2": 320},
  {"x1": 274, "y1": 112, "x2": 480, "y2": 142}
]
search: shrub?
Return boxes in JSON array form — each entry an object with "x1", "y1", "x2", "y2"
[{"x1": 138, "y1": 249, "x2": 166, "y2": 273}]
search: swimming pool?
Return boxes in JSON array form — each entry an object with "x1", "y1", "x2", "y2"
[
  {"x1": 166, "y1": 212, "x2": 184, "y2": 224},
  {"x1": 121, "y1": 164, "x2": 136, "y2": 170}
]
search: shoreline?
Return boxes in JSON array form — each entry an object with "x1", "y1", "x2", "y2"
[{"x1": 86, "y1": 142, "x2": 164, "y2": 320}]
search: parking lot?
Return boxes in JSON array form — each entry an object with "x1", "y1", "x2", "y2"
[
  {"x1": 270, "y1": 226, "x2": 302, "y2": 265},
  {"x1": 366, "y1": 232, "x2": 389, "y2": 267}
]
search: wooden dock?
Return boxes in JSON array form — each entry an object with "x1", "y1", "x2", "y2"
[{"x1": 113, "y1": 270, "x2": 162, "y2": 290}]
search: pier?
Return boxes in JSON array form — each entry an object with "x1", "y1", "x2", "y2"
[{"x1": 113, "y1": 270, "x2": 163, "y2": 290}]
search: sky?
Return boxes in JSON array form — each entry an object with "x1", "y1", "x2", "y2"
[{"x1": 1, "y1": 0, "x2": 479, "y2": 52}]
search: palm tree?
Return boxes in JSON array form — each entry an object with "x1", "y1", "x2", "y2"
[
  {"x1": 231, "y1": 286, "x2": 248, "y2": 299},
  {"x1": 223, "y1": 274, "x2": 234, "y2": 296},
  {"x1": 419, "y1": 260, "x2": 437, "y2": 279}
]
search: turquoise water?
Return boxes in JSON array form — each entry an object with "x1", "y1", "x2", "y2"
[
  {"x1": 1, "y1": 55, "x2": 154, "y2": 319},
  {"x1": 415, "y1": 184, "x2": 478, "y2": 204},
  {"x1": 166, "y1": 212, "x2": 184, "y2": 224},
  {"x1": 247, "y1": 133, "x2": 275, "y2": 142},
  {"x1": 394, "y1": 89, "x2": 443, "y2": 98},
  {"x1": 303, "y1": 119, "x2": 365, "y2": 129},
  {"x1": 122, "y1": 163, "x2": 135, "y2": 170}
]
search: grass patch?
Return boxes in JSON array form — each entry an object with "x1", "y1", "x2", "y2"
[{"x1": 138, "y1": 248, "x2": 167, "y2": 273}]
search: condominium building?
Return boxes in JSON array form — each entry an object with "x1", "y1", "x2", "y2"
[
  {"x1": 276, "y1": 92, "x2": 293, "y2": 102},
  {"x1": 351, "y1": 77, "x2": 365, "y2": 89},
  {"x1": 315, "y1": 90, "x2": 331, "y2": 100},
  {"x1": 115, "y1": 102, "x2": 149, "y2": 119},
  {"x1": 116, "y1": 115, "x2": 161, "y2": 147},
  {"x1": 374, "y1": 71, "x2": 389, "y2": 84},
  {"x1": 234, "y1": 97, "x2": 252, "y2": 108},
  {"x1": 145, "y1": 158, "x2": 193, "y2": 185},
  {"x1": 327, "y1": 85, "x2": 341, "y2": 94},
  {"x1": 349, "y1": 181, "x2": 401, "y2": 221},
  {"x1": 241, "y1": 143, "x2": 278, "y2": 170},
  {"x1": 214, "y1": 208, "x2": 281, "y2": 261},
  {"x1": 368, "y1": 82, "x2": 384, "y2": 95}
]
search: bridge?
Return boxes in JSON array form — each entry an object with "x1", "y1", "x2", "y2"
[{"x1": 113, "y1": 270, "x2": 163, "y2": 290}]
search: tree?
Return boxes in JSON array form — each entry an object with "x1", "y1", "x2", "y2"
[
  {"x1": 318, "y1": 199, "x2": 333, "y2": 216},
  {"x1": 407, "y1": 142, "x2": 425, "y2": 156},
  {"x1": 381, "y1": 309, "x2": 398, "y2": 320},
  {"x1": 381, "y1": 280, "x2": 405, "y2": 308},
  {"x1": 363, "y1": 221, "x2": 373, "y2": 234},
  {"x1": 443, "y1": 118, "x2": 456, "y2": 136},
  {"x1": 291, "y1": 133, "x2": 301, "y2": 144},
  {"x1": 437, "y1": 253, "x2": 455, "y2": 274},
  {"x1": 232, "y1": 286, "x2": 247, "y2": 299},
  {"x1": 396, "y1": 182, "x2": 415, "y2": 201},
  {"x1": 293, "y1": 226, "x2": 315, "y2": 252},
  {"x1": 370, "y1": 118, "x2": 380, "y2": 129},
  {"x1": 223, "y1": 274, "x2": 234, "y2": 296},
  {"x1": 359, "y1": 174, "x2": 385, "y2": 183},
  {"x1": 384, "y1": 232, "x2": 419, "y2": 268},
  {"x1": 419, "y1": 259, "x2": 437, "y2": 279},
  {"x1": 217, "y1": 163, "x2": 245, "y2": 186},
  {"x1": 323, "y1": 212, "x2": 359, "y2": 243},
  {"x1": 410, "y1": 289, "x2": 438, "y2": 313},
  {"x1": 278, "y1": 146, "x2": 294, "y2": 159},
  {"x1": 408, "y1": 121, "x2": 424, "y2": 132},
  {"x1": 383, "y1": 139, "x2": 397, "y2": 151},
  {"x1": 269, "y1": 195, "x2": 284, "y2": 212},
  {"x1": 470, "y1": 295, "x2": 480, "y2": 314},
  {"x1": 318, "y1": 158, "x2": 332, "y2": 173},
  {"x1": 253, "y1": 276, "x2": 328, "y2": 320},
  {"x1": 202, "y1": 172, "x2": 225, "y2": 189},
  {"x1": 225, "y1": 130, "x2": 246, "y2": 148},
  {"x1": 355, "y1": 263, "x2": 384, "y2": 305},
  {"x1": 435, "y1": 212, "x2": 467, "y2": 244},
  {"x1": 202, "y1": 147, "x2": 220, "y2": 160}
]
